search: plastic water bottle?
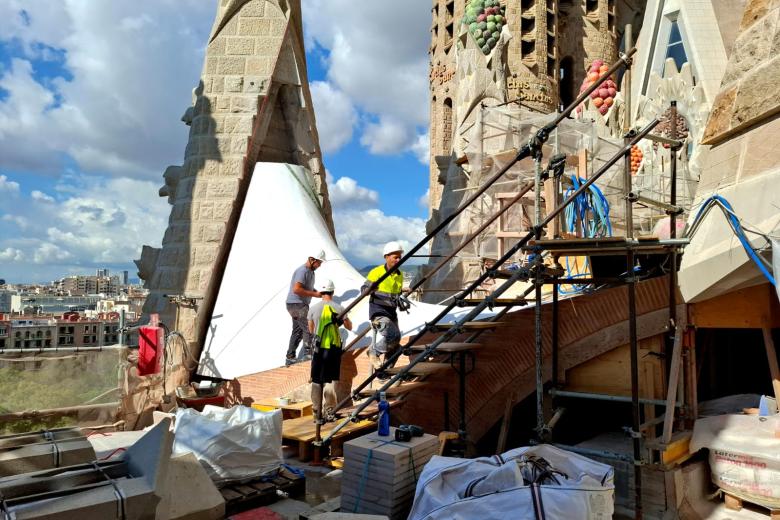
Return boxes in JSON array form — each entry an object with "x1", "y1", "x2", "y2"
[{"x1": 378, "y1": 391, "x2": 390, "y2": 436}]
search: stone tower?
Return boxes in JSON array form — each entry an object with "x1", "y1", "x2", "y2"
[
  {"x1": 135, "y1": 0, "x2": 332, "y2": 358},
  {"x1": 427, "y1": 0, "x2": 642, "y2": 212}
]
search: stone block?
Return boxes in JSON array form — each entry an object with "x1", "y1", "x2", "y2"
[
  {"x1": 207, "y1": 36, "x2": 226, "y2": 57},
  {"x1": 723, "y1": 10, "x2": 777, "y2": 85},
  {"x1": 244, "y1": 76, "x2": 267, "y2": 93},
  {"x1": 210, "y1": 75, "x2": 224, "y2": 94},
  {"x1": 203, "y1": 159, "x2": 221, "y2": 177},
  {"x1": 256, "y1": 37, "x2": 281, "y2": 56},
  {"x1": 231, "y1": 95, "x2": 258, "y2": 113},
  {"x1": 269, "y1": 18, "x2": 287, "y2": 35},
  {"x1": 231, "y1": 135, "x2": 249, "y2": 153},
  {"x1": 731, "y1": 54, "x2": 780, "y2": 128},
  {"x1": 221, "y1": 157, "x2": 244, "y2": 176},
  {"x1": 739, "y1": 113, "x2": 780, "y2": 179},
  {"x1": 200, "y1": 223, "x2": 226, "y2": 243},
  {"x1": 220, "y1": 13, "x2": 240, "y2": 36},
  {"x1": 702, "y1": 85, "x2": 737, "y2": 144},
  {"x1": 239, "y1": 0, "x2": 265, "y2": 17},
  {"x1": 171, "y1": 201, "x2": 191, "y2": 220},
  {"x1": 205, "y1": 57, "x2": 218, "y2": 75},
  {"x1": 162, "y1": 224, "x2": 191, "y2": 245},
  {"x1": 226, "y1": 36, "x2": 255, "y2": 55},
  {"x1": 225, "y1": 75, "x2": 244, "y2": 92},
  {"x1": 238, "y1": 17, "x2": 271, "y2": 36},
  {"x1": 158, "y1": 246, "x2": 184, "y2": 268},
  {"x1": 740, "y1": 0, "x2": 773, "y2": 31},
  {"x1": 246, "y1": 56, "x2": 272, "y2": 75},
  {"x1": 192, "y1": 245, "x2": 219, "y2": 267},
  {"x1": 206, "y1": 178, "x2": 240, "y2": 199},
  {"x1": 217, "y1": 56, "x2": 246, "y2": 75},
  {"x1": 212, "y1": 201, "x2": 234, "y2": 220},
  {"x1": 216, "y1": 95, "x2": 231, "y2": 111}
]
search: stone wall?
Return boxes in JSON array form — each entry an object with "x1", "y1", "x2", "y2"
[
  {"x1": 136, "y1": 0, "x2": 333, "y2": 361},
  {"x1": 702, "y1": 0, "x2": 780, "y2": 145}
]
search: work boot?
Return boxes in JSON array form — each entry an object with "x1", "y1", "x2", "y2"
[{"x1": 285, "y1": 354, "x2": 296, "y2": 366}]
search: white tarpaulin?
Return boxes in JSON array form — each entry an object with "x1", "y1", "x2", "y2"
[
  {"x1": 198, "y1": 162, "x2": 489, "y2": 379},
  {"x1": 172, "y1": 405, "x2": 283, "y2": 484},
  {"x1": 408, "y1": 444, "x2": 615, "y2": 520}
]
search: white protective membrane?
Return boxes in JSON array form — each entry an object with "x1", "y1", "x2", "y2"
[{"x1": 198, "y1": 163, "x2": 488, "y2": 379}]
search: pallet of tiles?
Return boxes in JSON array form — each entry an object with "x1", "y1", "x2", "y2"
[{"x1": 341, "y1": 427, "x2": 437, "y2": 520}]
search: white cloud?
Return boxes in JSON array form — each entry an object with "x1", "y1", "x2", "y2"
[
  {"x1": 410, "y1": 132, "x2": 430, "y2": 165},
  {"x1": 333, "y1": 209, "x2": 427, "y2": 267},
  {"x1": 327, "y1": 175, "x2": 379, "y2": 210},
  {"x1": 0, "y1": 175, "x2": 20, "y2": 194},
  {"x1": 418, "y1": 188, "x2": 430, "y2": 211},
  {"x1": 30, "y1": 190, "x2": 55, "y2": 203},
  {"x1": 302, "y1": 0, "x2": 430, "y2": 159},
  {"x1": 0, "y1": 247, "x2": 24, "y2": 262},
  {"x1": 310, "y1": 81, "x2": 357, "y2": 154},
  {"x1": 2, "y1": 214, "x2": 29, "y2": 229},
  {"x1": 0, "y1": 1, "x2": 213, "y2": 179},
  {"x1": 0, "y1": 175, "x2": 168, "y2": 281}
]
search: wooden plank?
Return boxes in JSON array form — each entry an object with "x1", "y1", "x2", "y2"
[
  {"x1": 409, "y1": 342, "x2": 482, "y2": 353},
  {"x1": 689, "y1": 284, "x2": 780, "y2": 328},
  {"x1": 358, "y1": 381, "x2": 428, "y2": 397},
  {"x1": 386, "y1": 362, "x2": 450, "y2": 376},
  {"x1": 431, "y1": 321, "x2": 506, "y2": 331},
  {"x1": 764, "y1": 327, "x2": 780, "y2": 402},
  {"x1": 724, "y1": 493, "x2": 742, "y2": 511},
  {"x1": 496, "y1": 390, "x2": 517, "y2": 455},
  {"x1": 282, "y1": 416, "x2": 375, "y2": 443},
  {"x1": 662, "y1": 326, "x2": 684, "y2": 444}
]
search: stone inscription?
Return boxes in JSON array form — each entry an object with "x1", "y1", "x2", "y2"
[
  {"x1": 430, "y1": 63, "x2": 455, "y2": 86},
  {"x1": 507, "y1": 77, "x2": 553, "y2": 105}
]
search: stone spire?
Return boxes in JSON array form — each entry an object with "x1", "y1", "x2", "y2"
[{"x1": 136, "y1": 0, "x2": 333, "y2": 358}]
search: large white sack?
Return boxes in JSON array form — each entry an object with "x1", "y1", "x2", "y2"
[
  {"x1": 690, "y1": 414, "x2": 780, "y2": 508},
  {"x1": 172, "y1": 405, "x2": 283, "y2": 484},
  {"x1": 408, "y1": 444, "x2": 614, "y2": 520}
]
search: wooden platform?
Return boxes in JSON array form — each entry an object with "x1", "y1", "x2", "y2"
[
  {"x1": 220, "y1": 467, "x2": 305, "y2": 515},
  {"x1": 282, "y1": 415, "x2": 375, "y2": 461},
  {"x1": 252, "y1": 399, "x2": 313, "y2": 420}
]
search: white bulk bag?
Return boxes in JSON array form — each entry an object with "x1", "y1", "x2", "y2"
[
  {"x1": 173, "y1": 405, "x2": 283, "y2": 484},
  {"x1": 408, "y1": 444, "x2": 614, "y2": 520}
]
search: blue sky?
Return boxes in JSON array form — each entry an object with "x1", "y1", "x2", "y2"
[{"x1": 0, "y1": 0, "x2": 432, "y2": 283}]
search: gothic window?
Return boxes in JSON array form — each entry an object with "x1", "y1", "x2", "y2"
[{"x1": 664, "y1": 20, "x2": 688, "y2": 71}]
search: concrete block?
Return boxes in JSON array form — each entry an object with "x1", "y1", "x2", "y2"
[
  {"x1": 159, "y1": 452, "x2": 225, "y2": 520},
  {"x1": 0, "y1": 437, "x2": 96, "y2": 477}
]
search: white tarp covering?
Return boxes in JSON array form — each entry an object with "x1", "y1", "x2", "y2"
[
  {"x1": 408, "y1": 444, "x2": 615, "y2": 520},
  {"x1": 172, "y1": 405, "x2": 282, "y2": 484},
  {"x1": 198, "y1": 162, "x2": 488, "y2": 379},
  {"x1": 690, "y1": 414, "x2": 780, "y2": 508}
]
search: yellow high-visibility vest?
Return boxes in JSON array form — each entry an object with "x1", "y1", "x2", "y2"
[
  {"x1": 315, "y1": 304, "x2": 341, "y2": 350},
  {"x1": 366, "y1": 265, "x2": 403, "y2": 298}
]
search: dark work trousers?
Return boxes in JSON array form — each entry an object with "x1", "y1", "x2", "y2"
[{"x1": 286, "y1": 303, "x2": 310, "y2": 359}]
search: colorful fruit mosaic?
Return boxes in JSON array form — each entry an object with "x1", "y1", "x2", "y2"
[
  {"x1": 462, "y1": 0, "x2": 507, "y2": 55},
  {"x1": 578, "y1": 59, "x2": 618, "y2": 116}
]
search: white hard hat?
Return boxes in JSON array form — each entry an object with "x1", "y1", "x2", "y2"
[
  {"x1": 310, "y1": 250, "x2": 326, "y2": 262},
  {"x1": 383, "y1": 241, "x2": 404, "y2": 256},
  {"x1": 319, "y1": 279, "x2": 335, "y2": 293}
]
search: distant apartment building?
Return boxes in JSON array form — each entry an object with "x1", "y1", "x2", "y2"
[
  {"x1": 58, "y1": 275, "x2": 121, "y2": 296},
  {"x1": 10, "y1": 318, "x2": 57, "y2": 349},
  {"x1": 0, "y1": 318, "x2": 8, "y2": 349},
  {"x1": 96, "y1": 268, "x2": 109, "y2": 278},
  {"x1": 0, "y1": 291, "x2": 21, "y2": 313}
]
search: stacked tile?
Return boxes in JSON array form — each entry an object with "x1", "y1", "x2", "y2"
[{"x1": 341, "y1": 428, "x2": 438, "y2": 520}]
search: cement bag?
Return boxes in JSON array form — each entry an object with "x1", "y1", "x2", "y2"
[
  {"x1": 690, "y1": 414, "x2": 780, "y2": 508},
  {"x1": 408, "y1": 444, "x2": 614, "y2": 520},
  {"x1": 173, "y1": 405, "x2": 283, "y2": 484}
]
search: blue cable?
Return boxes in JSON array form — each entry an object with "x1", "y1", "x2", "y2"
[{"x1": 691, "y1": 195, "x2": 775, "y2": 286}]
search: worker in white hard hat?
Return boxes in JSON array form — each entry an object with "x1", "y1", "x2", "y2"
[
  {"x1": 307, "y1": 279, "x2": 352, "y2": 423},
  {"x1": 361, "y1": 241, "x2": 408, "y2": 379},
  {"x1": 285, "y1": 250, "x2": 326, "y2": 365}
]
